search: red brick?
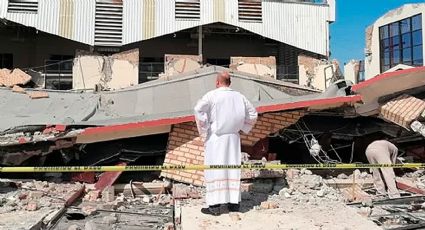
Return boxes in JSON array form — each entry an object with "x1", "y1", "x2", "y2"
[
  {"x1": 186, "y1": 144, "x2": 199, "y2": 150},
  {"x1": 172, "y1": 150, "x2": 185, "y2": 156},
  {"x1": 196, "y1": 156, "x2": 204, "y2": 161},
  {"x1": 179, "y1": 171, "x2": 193, "y2": 178},
  {"x1": 179, "y1": 156, "x2": 191, "y2": 162},
  {"x1": 170, "y1": 160, "x2": 181, "y2": 165},
  {"x1": 184, "y1": 153, "x2": 196, "y2": 159}
]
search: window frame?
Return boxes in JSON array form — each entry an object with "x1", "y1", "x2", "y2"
[{"x1": 379, "y1": 13, "x2": 423, "y2": 72}]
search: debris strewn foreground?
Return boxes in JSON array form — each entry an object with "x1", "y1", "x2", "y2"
[
  {"x1": 4, "y1": 167, "x2": 425, "y2": 229},
  {"x1": 178, "y1": 169, "x2": 380, "y2": 230}
]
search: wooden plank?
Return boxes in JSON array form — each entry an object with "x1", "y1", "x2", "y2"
[
  {"x1": 324, "y1": 178, "x2": 374, "y2": 189},
  {"x1": 114, "y1": 182, "x2": 170, "y2": 197}
]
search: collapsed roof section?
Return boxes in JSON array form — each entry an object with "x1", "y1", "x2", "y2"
[{"x1": 0, "y1": 66, "x2": 359, "y2": 146}]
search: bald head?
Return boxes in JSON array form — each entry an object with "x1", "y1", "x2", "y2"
[{"x1": 216, "y1": 71, "x2": 231, "y2": 87}]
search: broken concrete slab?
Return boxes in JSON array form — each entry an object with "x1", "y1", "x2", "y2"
[
  {"x1": 12, "y1": 85, "x2": 25, "y2": 94},
  {"x1": 27, "y1": 91, "x2": 49, "y2": 99},
  {"x1": 172, "y1": 183, "x2": 201, "y2": 199}
]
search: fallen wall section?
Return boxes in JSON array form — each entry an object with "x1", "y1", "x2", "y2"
[
  {"x1": 73, "y1": 49, "x2": 139, "y2": 90},
  {"x1": 229, "y1": 56, "x2": 276, "y2": 79}
]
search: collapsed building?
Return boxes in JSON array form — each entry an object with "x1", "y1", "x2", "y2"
[{"x1": 0, "y1": 0, "x2": 338, "y2": 90}]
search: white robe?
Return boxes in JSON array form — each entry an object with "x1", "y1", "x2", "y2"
[{"x1": 194, "y1": 87, "x2": 257, "y2": 206}]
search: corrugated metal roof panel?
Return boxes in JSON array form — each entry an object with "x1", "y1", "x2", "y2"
[
  {"x1": 38, "y1": 0, "x2": 59, "y2": 37},
  {"x1": 0, "y1": 0, "x2": 330, "y2": 54},
  {"x1": 122, "y1": 0, "x2": 142, "y2": 44},
  {"x1": 74, "y1": 0, "x2": 95, "y2": 45},
  {"x1": 143, "y1": 0, "x2": 155, "y2": 40},
  {"x1": 0, "y1": 0, "x2": 8, "y2": 18}
]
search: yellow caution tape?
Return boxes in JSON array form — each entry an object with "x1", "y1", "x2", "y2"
[{"x1": 0, "y1": 163, "x2": 424, "y2": 173}]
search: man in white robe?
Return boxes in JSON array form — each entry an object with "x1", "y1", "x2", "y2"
[{"x1": 194, "y1": 71, "x2": 258, "y2": 216}]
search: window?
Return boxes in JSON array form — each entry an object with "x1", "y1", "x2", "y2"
[
  {"x1": 0, "y1": 54, "x2": 13, "y2": 69},
  {"x1": 238, "y1": 0, "x2": 262, "y2": 22},
  {"x1": 379, "y1": 14, "x2": 422, "y2": 72},
  {"x1": 46, "y1": 55, "x2": 74, "y2": 73},
  {"x1": 357, "y1": 61, "x2": 365, "y2": 83},
  {"x1": 175, "y1": 0, "x2": 200, "y2": 20},
  {"x1": 139, "y1": 57, "x2": 164, "y2": 83},
  {"x1": 8, "y1": 0, "x2": 38, "y2": 13},
  {"x1": 206, "y1": 58, "x2": 229, "y2": 67}
]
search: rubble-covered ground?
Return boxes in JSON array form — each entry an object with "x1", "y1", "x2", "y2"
[
  {"x1": 4, "y1": 168, "x2": 425, "y2": 230},
  {"x1": 0, "y1": 179, "x2": 84, "y2": 230},
  {"x1": 179, "y1": 169, "x2": 380, "y2": 230}
]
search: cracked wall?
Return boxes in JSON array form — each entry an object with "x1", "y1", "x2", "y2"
[{"x1": 73, "y1": 49, "x2": 139, "y2": 90}]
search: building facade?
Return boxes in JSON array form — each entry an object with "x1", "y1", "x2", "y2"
[
  {"x1": 0, "y1": 0, "x2": 335, "y2": 89},
  {"x1": 365, "y1": 4, "x2": 424, "y2": 80}
]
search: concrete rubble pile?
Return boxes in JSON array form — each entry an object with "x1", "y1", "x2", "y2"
[
  {"x1": 0, "y1": 179, "x2": 84, "y2": 229},
  {"x1": 276, "y1": 169, "x2": 344, "y2": 205},
  {"x1": 402, "y1": 170, "x2": 425, "y2": 189},
  {"x1": 51, "y1": 181, "x2": 175, "y2": 230},
  {"x1": 0, "y1": 67, "x2": 49, "y2": 99}
]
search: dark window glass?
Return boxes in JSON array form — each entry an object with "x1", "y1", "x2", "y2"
[
  {"x1": 401, "y1": 33, "x2": 412, "y2": 48},
  {"x1": 393, "y1": 49, "x2": 401, "y2": 65},
  {"x1": 381, "y1": 38, "x2": 390, "y2": 52},
  {"x1": 413, "y1": 30, "x2": 423, "y2": 46},
  {"x1": 390, "y1": 22, "x2": 399, "y2": 37},
  {"x1": 402, "y1": 48, "x2": 412, "y2": 63},
  {"x1": 383, "y1": 65, "x2": 390, "y2": 72},
  {"x1": 401, "y1": 18, "x2": 411, "y2": 34},
  {"x1": 0, "y1": 54, "x2": 13, "y2": 69},
  {"x1": 390, "y1": 36, "x2": 400, "y2": 49},
  {"x1": 413, "y1": 45, "x2": 423, "y2": 65},
  {"x1": 380, "y1": 25, "x2": 389, "y2": 39},
  {"x1": 383, "y1": 52, "x2": 390, "y2": 65},
  {"x1": 412, "y1": 14, "x2": 422, "y2": 31},
  {"x1": 380, "y1": 14, "x2": 423, "y2": 72}
]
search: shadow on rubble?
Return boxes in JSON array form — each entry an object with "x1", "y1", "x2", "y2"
[
  {"x1": 0, "y1": 180, "x2": 18, "y2": 195},
  {"x1": 238, "y1": 178, "x2": 286, "y2": 213}
]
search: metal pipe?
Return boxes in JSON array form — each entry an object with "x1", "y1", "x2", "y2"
[{"x1": 198, "y1": 26, "x2": 202, "y2": 57}]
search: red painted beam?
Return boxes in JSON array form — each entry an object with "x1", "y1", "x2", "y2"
[
  {"x1": 352, "y1": 66, "x2": 425, "y2": 92},
  {"x1": 396, "y1": 178, "x2": 425, "y2": 195},
  {"x1": 78, "y1": 95, "x2": 361, "y2": 137},
  {"x1": 94, "y1": 162, "x2": 127, "y2": 191},
  {"x1": 256, "y1": 95, "x2": 361, "y2": 114},
  {"x1": 71, "y1": 172, "x2": 96, "y2": 184},
  {"x1": 65, "y1": 185, "x2": 85, "y2": 207}
]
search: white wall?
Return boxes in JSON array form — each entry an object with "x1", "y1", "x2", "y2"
[
  {"x1": 344, "y1": 60, "x2": 358, "y2": 84},
  {"x1": 365, "y1": 4, "x2": 425, "y2": 79}
]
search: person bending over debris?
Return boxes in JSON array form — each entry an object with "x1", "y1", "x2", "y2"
[
  {"x1": 365, "y1": 139, "x2": 400, "y2": 198},
  {"x1": 194, "y1": 71, "x2": 258, "y2": 216}
]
